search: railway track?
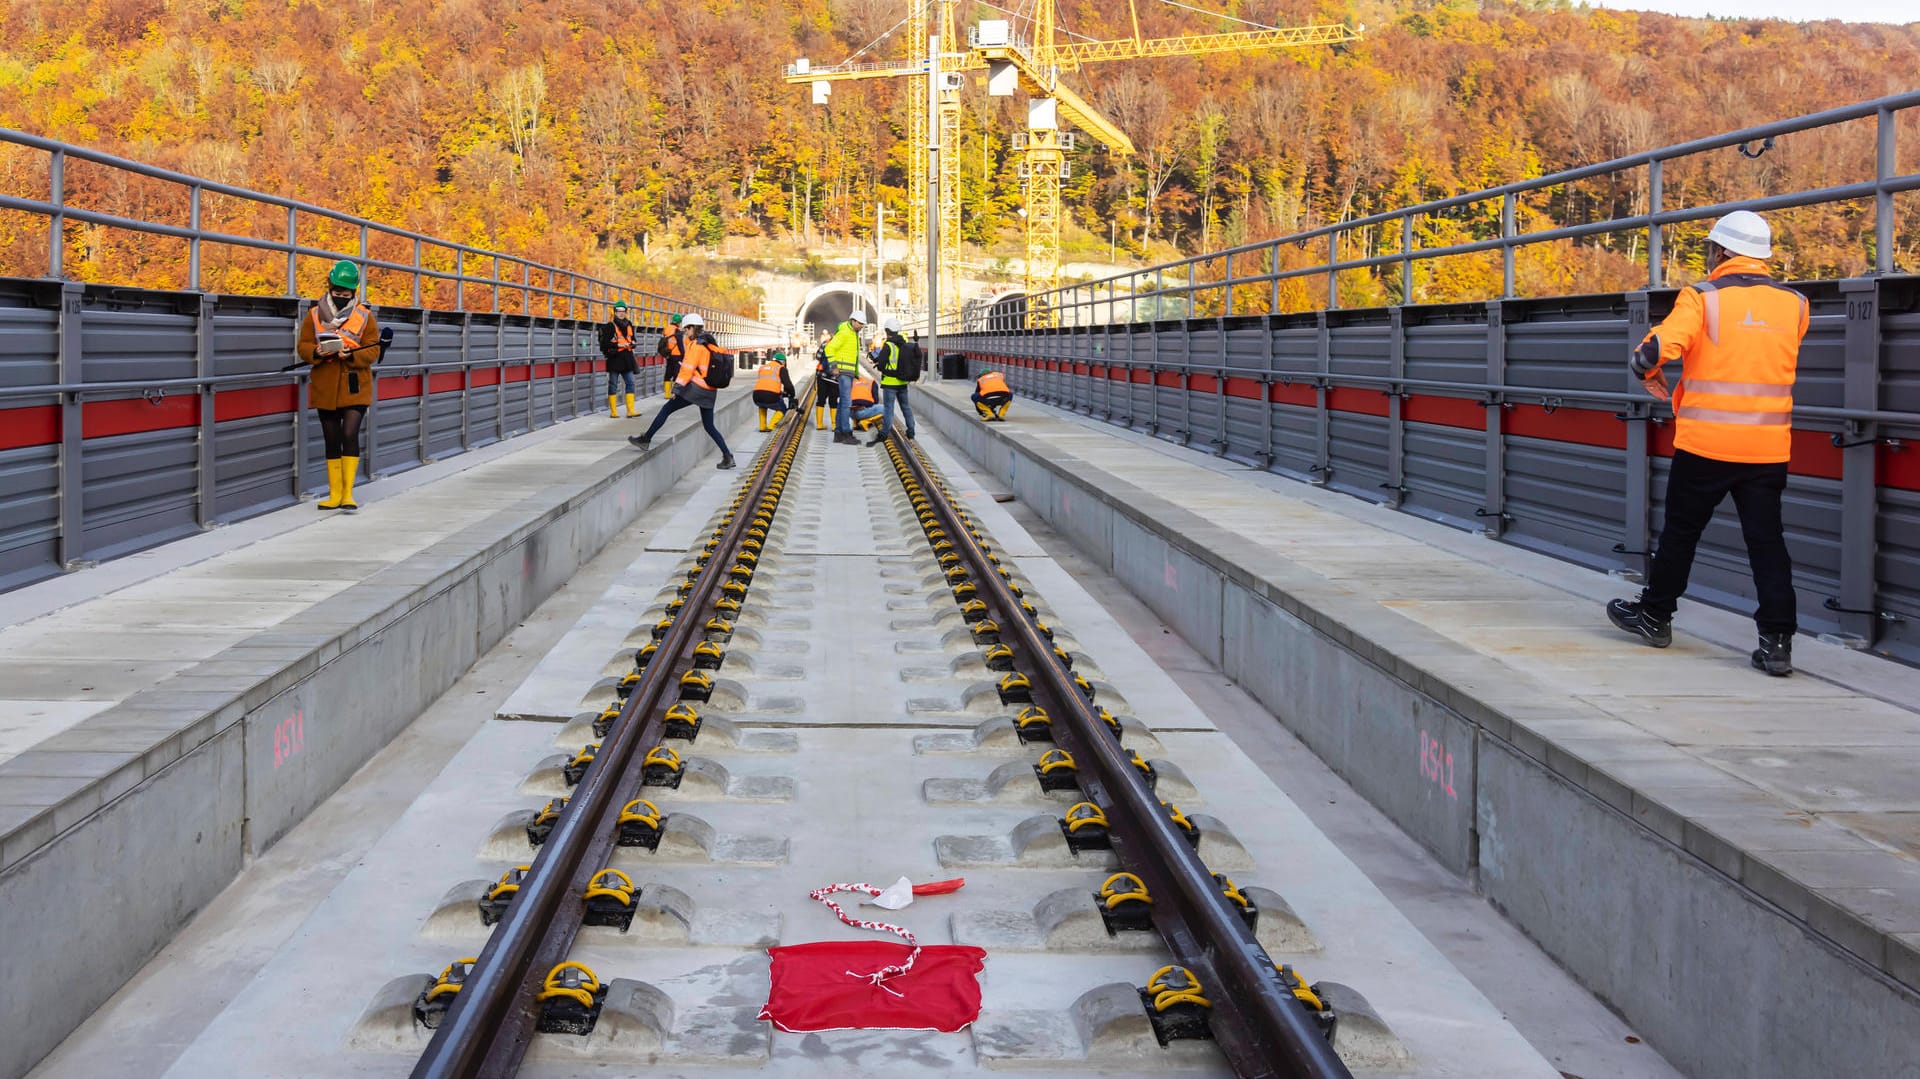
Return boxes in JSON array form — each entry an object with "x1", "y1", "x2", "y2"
[{"x1": 400, "y1": 381, "x2": 1356, "y2": 1078}]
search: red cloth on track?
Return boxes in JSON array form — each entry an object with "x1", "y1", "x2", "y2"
[{"x1": 760, "y1": 941, "x2": 987, "y2": 1033}]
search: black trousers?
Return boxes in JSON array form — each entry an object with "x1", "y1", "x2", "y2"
[{"x1": 1643, "y1": 449, "x2": 1796, "y2": 635}]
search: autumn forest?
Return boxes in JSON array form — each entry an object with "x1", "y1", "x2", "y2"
[{"x1": 1, "y1": 0, "x2": 1917, "y2": 314}]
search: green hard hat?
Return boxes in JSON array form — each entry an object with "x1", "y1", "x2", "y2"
[
  {"x1": 328, "y1": 260, "x2": 360, "y2": 290},
  {"x1": 669, "y1": 313, "x2": 683, "y2": 325},
  {"x1": 613, "y1": 300, "x2": 627, "y2": 310}
]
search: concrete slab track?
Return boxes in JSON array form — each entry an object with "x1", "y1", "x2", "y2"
[{"x1": 913, "y1": 378, "x2": 1920, "y2": 1079}]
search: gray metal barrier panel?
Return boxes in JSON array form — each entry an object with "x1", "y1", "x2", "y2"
[
  {"x1": 0, "y1": 277, "x2": 645, "y2": 591},
  {"x1": 951, "y1": 272, "x2": 1920, "y2": 664}
]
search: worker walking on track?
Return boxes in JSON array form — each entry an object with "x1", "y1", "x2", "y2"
[
  {"x1": 656, "y1": 313, "x2": 684, "y2": 398},
  {"x1": 824, "y1": 311, "x2": 866, "y2": 444},
  {"x1": 1608, "y1": 210, "x2": 1808, "y2": 676},
  {"x1": 752, "y1": 351, "x2": 797, "y2": 430},
  {"x1": 299, "y1": 260, "x2": 383, "y2": 513},
  {"x1": 972, "y1": 369, "x2": 1013, "y2": 421},
  {"x1": 599, "y1": 300, "x2": 640, "y2": 418},
  {"x1": 629, "y1": 312, "x2": 736, "y2": 470},
  {"x1": 851, "y1": 317, "x2": 919, "y2": 444}
]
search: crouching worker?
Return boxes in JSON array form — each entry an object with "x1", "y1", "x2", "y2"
[
  {"x1": 300, "y1": 260, "x2": 382, "y2": 513},
  {"x1": 628, "y1": 313, "x2": 736, "y2": 470},
  {"x1": 752, "y1": 352, "x2": 797, "y2": 430},
  {"x1": 972, "y1": 369, "x2": 1013, "y2": 421},
  {"x1": 600, "y1": 300, "x2": 640, "y2": 417},
  {"x1": 848, "y1": 376, "x2": 880, "y2": 431}
]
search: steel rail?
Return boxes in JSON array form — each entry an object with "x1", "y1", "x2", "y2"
[
  {"x1": 412, "y1": 383, "x2": 813, "y2": 1079},
  {"x1": 885, "y1": 432, "x2": 1353, "y2": 1079}
]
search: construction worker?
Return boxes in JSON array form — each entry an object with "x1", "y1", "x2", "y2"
[
  {"x1": 972, "y1": 369, "x2": 1013, "y2": 421},
  {"x1": 599, "y1": 300, "x2": 640, "y2": 418},
  {"x1": 752, "y1": 351, "x2": 797, "y2": 430},
  {"x1": 823, "y1": 310, "x2": 866, "y2": 444},
  {"x1": 850, "y1": 317, "x2": 919, "y2": 444},
  {"x1": 812, "y1": 330, "x2": 839, "y2": 430},
  {"x1": 848, "y1": 376, "x2": 880, "y2": 431},
  {"x1": 298, "y1": 260, "x2": 382, "y2": 513},
  {"x1": 629, "y1": 312, "x2": 736, "y2": 469},
  {"x1": 656, "y1": 313, "x2": 684, "y2": 398},
  {"x1": 1608, "y1": 210, "x2": 1808, "y2": 676}
]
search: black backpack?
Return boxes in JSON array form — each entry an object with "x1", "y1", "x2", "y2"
[
  {"x1": 888, "y1": 338, "x2": 922, "y2": 382},
  {"x1": 702, "y1": 337, "x2": 735, "y2": 389}
]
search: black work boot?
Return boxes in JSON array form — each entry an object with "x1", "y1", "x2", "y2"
[
  {"x1": 867, "y1": 432, "x2": 887, "y2": 446},
  {"x1": 1606, "y1": 596, "x2": 1672, "y2": 648},
  {"x1": 627, "y1": 435, "x2": 651, "y2": 450},
  {"x1": 716, "y1": 453, "x2": 737, "y2": 470},
  {"x1": 1751, "y1": 632, "x2": 1793, "y2": 677},
  {"x1": 833, "y1": 432, "x2": 857, "y2": 445}
]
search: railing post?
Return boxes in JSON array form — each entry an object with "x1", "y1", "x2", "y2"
[
  {"x1": 1270, "y1": 240, "x2": 1281, "y2": 314},
  {"x1": 285, "y1": 207, "x2": 298, "y2": 295},
  {"x1": 456, "y1": 249, "x2": 466, "y2": 313},
  {"x1": 293, "y1": 299, "x2": 309, "y2": 497},
  {"x1": 412, "y1": 237, "x2": 423, "y2": 307},
  {"x1": 419, "y1": 309, "x2": 433, "y2": 463},
  {"x1": 1224, "y1": 251, "x2": 1235, "y2": 317},
  {"x1": 1622, "y1": 291, "x2": 1653, "y2": 573},
  {"x1": 1312, "y1": 309, "x2": 1331, "y2": 486},
  {"x1": 1648, "y1": 159, "x2": 1664, "y2": 289},
  {"x1": 56, "y1": 282, "x2": 84, "y2": 567},
  {"x1": 1875, "y1": 107, "x2": 1895, "y2": 275},
  {"x1": 1837, "y1": 277, "x2": 1883, "y2": 645},
  {"x1": 492, "y1": 257, "x2": 501, "y2": 313},
  {"x1": 1325, "y1": 231, "x2": 1338, "y2": 310},
  {"x1": 48, "y1": 149, "x2": 64, "y2": 278},
  {"x1": 1501, "y1": 193, "x2": 1517, "y2": 298},
  {"x1": 196, "y1": 292, "x2": 216, "y2": 528},
  {"x1": 1482, "y1": 299, "x2": 1507, "y2": 538},
  {"x1": 1401, "y1": 214, "x2": 1414, "y2": 304},
  {"x1": 188, "y1": 184, "x2": 202, "y2": 291},
  {"x1": 1385, "y1": 306, "x2": 1405, "y2": 508},
  {"x1": 460, "y1": 311, "x2": 474, "y2": 451}
]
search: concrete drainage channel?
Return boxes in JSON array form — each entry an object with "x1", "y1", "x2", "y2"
[
  {"x1": 0, "y1": 393, "x2": 755, "y2": 1079},
  {"x1": 118, "y1": 404, "x2": 1561, "y2": 1077},
  {"x1": 910, "y1": 385, "x2": 1920, "y2": 1079}
]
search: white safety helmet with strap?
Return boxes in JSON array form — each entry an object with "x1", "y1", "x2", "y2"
[
  {"x1": 682, "y1": 312, "x2": 705, "y2": 328},
  {"x1": 1706, "y1": 210, "x2": 1772, "y2": 259},
  {"x1": 883, "y1": 317, "x2": 902, "y2": 334}
]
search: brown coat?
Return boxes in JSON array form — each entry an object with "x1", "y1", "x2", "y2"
[{"x1": 298, "y1": 301, "x2": 381, "y2": 410}]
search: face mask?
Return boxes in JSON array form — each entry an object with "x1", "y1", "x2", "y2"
[{"x1": 330, "y1": 290, "x2": 356, "y2": 309}]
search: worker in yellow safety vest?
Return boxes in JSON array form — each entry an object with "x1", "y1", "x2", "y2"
[
  {"x1": 972, "y1": 369, "x2": 1013, "y2": 421},
  {"x1": 824, "y1": 311, "x2": 866, "y2": 444},
  {"x1": 1608, "y1": 210, "x2": 1809, "y2": 676},
  {"x1": 752, "y1": 351, "x2": 797, "y2": 430}
]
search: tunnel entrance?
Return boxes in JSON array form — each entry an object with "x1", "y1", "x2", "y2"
[{"x1": 796, "y1": 283, "x2": 880, "y2": 342}]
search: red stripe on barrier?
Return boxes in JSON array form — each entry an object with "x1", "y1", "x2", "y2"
[
  {"x1": 471, "y1": 368, "x2": 502, "y2": 387},
  {"x1": 1073, "y1": 363, "x2": 1091, "y2": 376},
  {"x1": 377, "y1": 376, "x2": 424, "y2": 401},
  {"x1": 0, "y1": 405, "x2": 58, "y2": 449},
  {"x1": 83, "y1": 396, "x2": 199, "y2": 438},
  {"x1": 1190, "y1": 373, "x2": 1220, "y2": 393},
  {"x1": 1225, "y1": 377, "x2": 1264, "y2": 401},
  {"x1": 505, "y1": 366, "x2": 531, "y2": 383},
  {"x1": 429, "y1": 372, "x2": 465, "y2": 393},
  {"x1": 213, "y1": 386, "x2": 296, "y2": 422},
  {"x1": 1131, "y1": 369, "x2": 1152, "y2": 384},
  {"x1": 1790, "y1": 429, "x2": 1844, "y2": 480},
  {"x1": 1505, "y1": 403, "x2": 1626, "y2": 450},
  {"x1": 1403, "y1": 395, "x2": 1487, "y2": 432},
  {"x1": 1884, "y1": 444, "x2": 1920, "y2": 491},
  {"x1": 1155, "y1": 371, "x2": 1182, "y2": 389},
  {"x1": 1270, "y1": 382, "x2": 1315, "y2": 407},
  {"x1": 1327, "y1": 387, "x2": 1389, "y2": 418},
  {"x1": 533, "y1": 363, "x2": 556, "y2": 380}
]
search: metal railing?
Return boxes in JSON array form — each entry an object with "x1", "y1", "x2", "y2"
[
  {"x1": 0, "y1": 126, "x2": 780, "y2": 341},
  {"x1": 1010, "y1": 90, "x2": 1920, "y2": 325}
]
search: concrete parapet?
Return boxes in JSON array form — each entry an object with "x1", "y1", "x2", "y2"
[{"x1": 0, "y1": 394, "x2": 751, "y2": 1079}]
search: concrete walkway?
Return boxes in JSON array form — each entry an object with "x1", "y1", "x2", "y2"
[{"x1": 913, "y1": 378, "x2": 1920, "y2": 1079}]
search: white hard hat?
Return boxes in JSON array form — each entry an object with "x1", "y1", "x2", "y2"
[
  {"x1": 846, "y1": 310, "x2": 866, "y2": 324},
  {"x1": 883, "y1": 317, "x2": 902, "y2": 333},
  {"x1": 1706, "y1": 210, "x2": 1771, "y2": 259},
  {"x1": 682, "y1": 312, "x2": 705, "y2": 328}
]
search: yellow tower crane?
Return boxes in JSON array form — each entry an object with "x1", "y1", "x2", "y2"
[{"x1": 787, "y1": 1, "x2": 1359, "y2": 324}]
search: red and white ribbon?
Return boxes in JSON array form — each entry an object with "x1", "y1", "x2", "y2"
[{"x1": 806, "y1": 878, "x2": 966, "y2": 993}]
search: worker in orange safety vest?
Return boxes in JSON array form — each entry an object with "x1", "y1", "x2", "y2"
[
  {"x1": 1608, "y1": 210, "x2": 1808, "y2": 676},
  {"x1": 752, "y1": 352, "x2": 797, "y2": 430},
  {"x1": 972, "y1": 369, "x2": 1013, "y2": 421}
]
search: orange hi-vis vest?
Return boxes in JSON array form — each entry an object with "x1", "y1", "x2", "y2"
[
  {"x1": 610, "y1": 321, "x2": 634, "y2": 351},
  {"x1": 754, "y1": 361, "x2": 786, "y2": 394},
  {"x1": 679, "y1": 338, "x2": 714, "y2": 390},
  {"x1": 662, "y1": 331, "x2": 683, "y2": 357},
  {"x1": 1641, "y1": 255, "x2": 1807, "y2": 464},
  {"x1": 975, "y1": 371, "x2": 1010, "y2": 398},
  {"x1": 852, "y1": 378, "x2": 878, "y2": 407},
  {"x1": 311, "y1": 303, "x2": 370, "y2": 352}
]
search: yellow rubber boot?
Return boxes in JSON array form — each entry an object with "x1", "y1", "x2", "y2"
[
  {"x1": 607, "y1": 395, "x2": 619, "y2": 418},
  {"x1": 624, "y1": 392, "x2": 638, "y2": 417},
  {"x1": 317, "y1": 457, "x2": 344, "y2": 509},
  {"x1": 975, "y1": 401, "x2": 992, "y2": 420},
  {"x1": 756, "y1": 409, "x2": 768, "y2": 432},
  {"x1": 994, "y1": 403, "x2": 1011, "y2": 421},
  {"x1": 338, "y1": 456, "x2": 360, "y2": 512},
  {"x1": 663, "y1": 379, "x2": 674, "y2": 399},
  {"x1": 814, "y1": 405, "x2": 826, "y2": 430}
]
